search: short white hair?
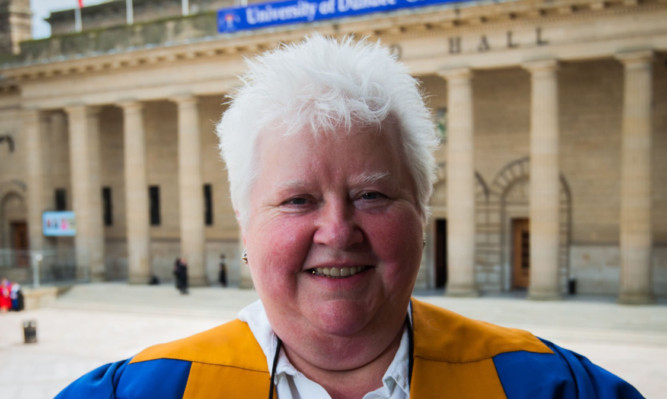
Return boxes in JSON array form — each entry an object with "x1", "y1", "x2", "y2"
[{"x1": 216, "y1": 34, "x2": 438, "y2": 227}]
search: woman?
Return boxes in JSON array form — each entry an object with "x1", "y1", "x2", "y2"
[{"x1": 57, "y1": 35, "x2": 641, "y2": 398}]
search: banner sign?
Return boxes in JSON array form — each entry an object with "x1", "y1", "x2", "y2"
[
  {"x1": 43, "y1": 211, "x2": 76, "y2": 237},
  {"x1": 218, "y1": 0, "x2": 463, "y2": 33}
]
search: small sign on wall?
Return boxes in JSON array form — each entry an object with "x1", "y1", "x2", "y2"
[{"x1": 43, "y1": 211, "x2": 76, "y2": 237}]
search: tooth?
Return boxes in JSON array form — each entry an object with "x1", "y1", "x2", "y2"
[
  {"x1": 330, "y1": 268, "x2": 340, "y2": 277},
  {"x1": 340, "y1": 268, "x2": 350, "y2": 277}
]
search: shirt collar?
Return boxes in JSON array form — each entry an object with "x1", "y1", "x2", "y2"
[{"x1": 238, "y1": 300, "x2": 411, "y2": 398}]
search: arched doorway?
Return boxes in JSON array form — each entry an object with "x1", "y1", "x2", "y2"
[
  {"x1": 0, "y1": 182, "x2": 29, "y2": 269},
  {"x1": 491, "y1": 157, "x2": 572, "y2": 292}
]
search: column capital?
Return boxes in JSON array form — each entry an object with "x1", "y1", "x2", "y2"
[
  {"x1": 437, "y1": 67, "x2": 472, "y2": 82},
  {"x1": 64, "y1": 103, "x2": 102, "y2": 117},
  {"x1": 522, "y1": 58, "x2": 559, "y2": 74},
  {"x1": 615, "y1": 50, "x2": 653, "y2": 69},
  {"x1": 21, "y1": 107, "x2": 46, "y2": 122},
  {"x1": 117, "y1": 98, "x2": 144, "y2": 111},
  {"x1": 170, "y1": 92, "x2": 198, "y2": 106}
]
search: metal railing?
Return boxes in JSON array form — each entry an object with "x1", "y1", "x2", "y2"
[{"x1": 0, "y1": 248, "x2": 79, "y2": 287}]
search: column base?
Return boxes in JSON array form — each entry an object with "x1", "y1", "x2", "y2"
[
  {"x1": 128, "y1": 274, "x2": 151, "y2": 285},
  {"x1": 89, "y1": 273, "x2": 107, "y2": 283},
  {"x1": 527, "y1": 290, "x2": 562, "y2": 301},
  {"x1": 445, "y1": 284, "x2": 480, "y2": 297},
  {"x1": 238, "y1": 276, "x2": 255, "y2": 289},
  {"x1": 188, "y1": 276, "x2": 209, "y2": 287},
  {"x1": 618, "y1": 293, "x2": 654, "y2": 305}
]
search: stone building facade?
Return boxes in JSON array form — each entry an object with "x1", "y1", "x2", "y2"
[
  {"x1": 0, "y1": 0, "x2": 665, "y2": 302},
  {"x1": 0, "y1": 0, "x2": 31, "y2": 54}
]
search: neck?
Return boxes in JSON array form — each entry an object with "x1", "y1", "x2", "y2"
[{"x1": 282, "y1": 325, "x2": 404, "y2": 399}]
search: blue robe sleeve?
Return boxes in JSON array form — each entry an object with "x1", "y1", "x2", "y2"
[
  {"x1": 494, "y1": 339, "x2": 645, "y2": 399},
  {"x1": 56, "y1": 359, "x2": 131, "y2": 399},
  {"x1": 56, "y1": 358, "x2": 192, "y2": 399}
]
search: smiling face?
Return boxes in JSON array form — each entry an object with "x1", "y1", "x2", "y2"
[{"x1": 243, "y1": 123, "x2": 424, "y2": 370}]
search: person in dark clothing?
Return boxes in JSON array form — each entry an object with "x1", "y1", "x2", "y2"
[
  {"x1": 218, "y1": 254, "x2": 227, "y2": 287},
  {"x1": 173, "y1": 257, "x2": 188, "y2": 295}
]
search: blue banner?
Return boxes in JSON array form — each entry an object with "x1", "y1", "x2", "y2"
[
  {"x1": 43, "y1": 211, "x2": 76, "y2": 237},
  {"x1": 218, "y1": 0, "x2": 463, "y2": 33}
]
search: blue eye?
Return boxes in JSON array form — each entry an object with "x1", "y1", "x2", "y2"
[
  {"x1": 360, "y1": 192, "x2": 386, "y2": 200},
  {"x1": 283, "y1": 197, "x2": 309, "y2": 206}
]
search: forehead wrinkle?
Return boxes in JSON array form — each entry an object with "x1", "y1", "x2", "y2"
[
  {"x1": 276, "y1": 179, "x2": 309, "y2": 192},
  {"x1": 351, "y1": 172, "x2": 392, "y2": 186}
]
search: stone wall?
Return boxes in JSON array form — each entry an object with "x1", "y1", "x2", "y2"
[
  {"x1": 0, "y1": 0, "x2": 31, "y2": 54},
  {"x1": 47, "y1": 0, "x2": 238, "y2": 35},
  {"x1": 19, "y1": 11, "x2": 219, "y2": 63}
]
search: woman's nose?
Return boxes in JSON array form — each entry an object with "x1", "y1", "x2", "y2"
[{"x1": 313, "y1": 200, "x2": 363, "y2": 249}]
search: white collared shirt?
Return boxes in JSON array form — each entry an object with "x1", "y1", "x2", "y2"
[{"x1": 239, "y1": 300, "x2": 411, "y2": 399}]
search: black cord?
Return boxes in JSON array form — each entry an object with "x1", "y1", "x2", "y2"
[
  {"x1": 268, "y1": 313, "x2": 414, "y2": 398},
  {"x1": 268, "y1": 338, "x2": 282, "y2": 399},
  {"x1": 406, "y1": 310, "x2": 414, "y2": 390}
]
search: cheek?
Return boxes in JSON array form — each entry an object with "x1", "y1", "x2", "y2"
[
  {"x1": 247, "y1": 218, "x2": 313, "y2": 284},
  {"x1": 366, "y1": 210, "x2": 424, "y2": 279}
]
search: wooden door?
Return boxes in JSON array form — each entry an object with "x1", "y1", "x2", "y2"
[
  {"x1": 512, "y1": 218, "x2": 530, "y2": 289},
  {"x1": 11, "y1": 221, "x2": 29, "y2": 267}
]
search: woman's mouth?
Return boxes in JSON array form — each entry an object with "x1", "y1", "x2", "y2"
[{"x1": 309, "y1": 266, "x2": 372, "y2": 278}]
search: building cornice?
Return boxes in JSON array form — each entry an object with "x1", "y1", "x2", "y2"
[{"x1": 2, "y1": 0, "x2": 665, "y2": 83}]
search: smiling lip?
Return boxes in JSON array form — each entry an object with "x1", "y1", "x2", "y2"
[{"x1": 308, "y1": 265, "x2": 372, "y2": 278}]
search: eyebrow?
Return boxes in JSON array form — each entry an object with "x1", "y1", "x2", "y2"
[
  {"x1": 351, "y1": 172, "x2": 392, "y2": 186},
  {"x1": 276, "y1": 172, "x2": 393, "y2": 191}
]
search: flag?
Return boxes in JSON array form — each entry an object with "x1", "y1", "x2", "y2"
[{"x1": 78, "y1": 0, "x2": 84, "y2": 7}]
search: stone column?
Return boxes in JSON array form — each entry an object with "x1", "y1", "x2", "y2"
[
  {"x1": 524, "y1": 59, "x2": 561, "y2": 300},
  {"x1": 119, "y1": 100, "x2": 151, "y2": 284},
  {"x1": 65, "y1": 105, "x2": 105, "y2": 281},
  {"x1": 616, "y1": 51, "x2": 654, "y2": 304},
  {"x1": 173, "y1": 94, "x2": 207, "y2": 286},
  {"x1": 438, "y1": 67, "x2": 478, "y2": 297},
  {"x1": 24, "y1": 109, "x2": 48, "y2": 252}
]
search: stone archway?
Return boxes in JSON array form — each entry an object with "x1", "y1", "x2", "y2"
[
  {"x1": 489, "y1": 157, "x2": 572, "y2": 292},
  {"x1": 424, "y1": 168, "x2": 491, "y2": 290},
  {"x1": 0, "y1": 179, "x2": 28, "y2": 249}
]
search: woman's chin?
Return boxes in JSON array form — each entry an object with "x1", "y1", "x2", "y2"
[{"x1": 306, "y1": 300, "x2": 377, "y2": 338}]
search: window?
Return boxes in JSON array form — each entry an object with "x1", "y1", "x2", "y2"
[
  {"x1": 149, "y1": 186, "x2": 161, "y2": 226},
  {"x1": 204, "y1": 184, "x2": 213, "y2": 226},
  {"x1": 435, "y1": 107, "x2": 447, "y2": 143},
  {"x1": 102, "y1": 187, "x2": 113, "y2": 226},
  {"x1": 55, "y1": 188, "x2": 67, "y2": 211}
]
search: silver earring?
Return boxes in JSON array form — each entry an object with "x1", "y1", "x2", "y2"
[{"x1": 242, "y1": 249, "x2": 248, "y2": 264}]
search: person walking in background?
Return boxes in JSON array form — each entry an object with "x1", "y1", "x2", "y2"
[
  {"x1": 218, "y1": 254, "x2": 227, "y2": 287},
  {"x1": 173, "y1": 257, "x2": 188, "y2": 295}
]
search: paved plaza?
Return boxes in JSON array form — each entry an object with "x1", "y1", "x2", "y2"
[{"x1": 1, "y1": 283, "x2": 666, "y2": 398}]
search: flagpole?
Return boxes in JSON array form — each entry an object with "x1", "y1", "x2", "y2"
[
  {"x1": 126, "y1": 0, "x2": 134, "y2": 25},
  {"x1": 74, "y1": 4, "x2": 82, "y2": 32},
  {"x1": 182, "y1": 0, "x2": 189, "y2": 16}
]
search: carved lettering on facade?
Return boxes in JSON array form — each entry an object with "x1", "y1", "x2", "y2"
[
  {"x1": 389, "y1": 43, "x2": 402, "y2": 60},
  {"x1": 446, "y1": 27, "x2": 548, "y2": 54},
  {"x1": 536, "y1": 27, "x2": 548, "y2": 46},
  {"x1": 478, "y1": 35, "x2": 490, "y2": 52},
  {"x1": 507, "y1": 31, "x2": 518, "y2": 48},
  {"x1": 449, "y1": 37, "x2": 461, "y2": 54}
]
